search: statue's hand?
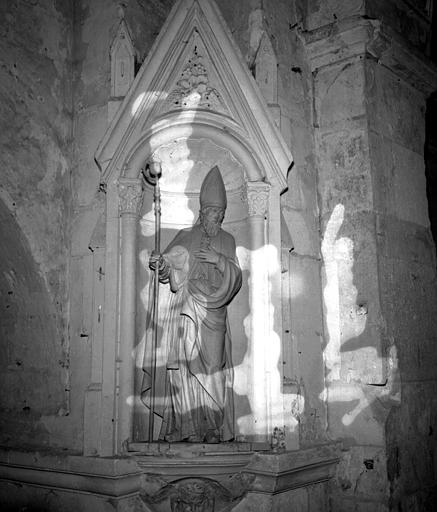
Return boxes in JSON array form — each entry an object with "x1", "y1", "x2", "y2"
[
  {"x1": 149, "y1": 250, "x2": 164, "y2": 271},
  {"x1": 194, "y1": 247, "x2": 221, "y2": 265}
]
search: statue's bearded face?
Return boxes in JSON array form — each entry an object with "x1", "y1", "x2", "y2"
[{"x1": 200, "y1": 206, "x2": 225, "y2": 237}]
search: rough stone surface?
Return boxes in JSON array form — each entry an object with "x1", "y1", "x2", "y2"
[
  {"x1": 367, "y1": 51, "x2": 437, "y2": 510},
  {"x1": 330, "y1": 446, "x2": 389, "y2": 511},
  {"x1": 310, "y1": 8, "x2": 437, "y2": 510},
  {"x1": 1, "y1": 1, "x2": 437, "y2": 511},
  {"x1": 0, "y1": 0, "x2": 72, "y2": 449}
]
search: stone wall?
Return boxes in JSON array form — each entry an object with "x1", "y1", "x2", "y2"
[
  {"x1": 0, "y1": 0, "x2": 436, "y2": 510},
  {"x1": 374, "y1": 47, "x2": 437, "y2": 512},
  {"x1": 304, "y1": 1, "x2": 437, "y2": 510},
  {"x1": 0, "y1": 1, "x2": 72, "y2": 449}
]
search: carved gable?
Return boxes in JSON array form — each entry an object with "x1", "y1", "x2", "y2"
[
  {"x1": 160, "y1": 37, "x2": 230, "y2": 115},
  {"x1": 95, "y1": 0, "x2": 292, "y2": 191}
]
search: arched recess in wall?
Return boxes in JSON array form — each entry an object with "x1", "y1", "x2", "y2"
[
  {"x1": 124, "y1": 115, "x2": 263, "y2": 181},
  {"x1": 93, "y1": 0, "x2": 293, "y2": 455},
  {"x1": 0, "y1": 198, "x2": 65, "y2": 447}
]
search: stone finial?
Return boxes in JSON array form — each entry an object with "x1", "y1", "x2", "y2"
[
  {"x1": 110, "y1": 18, "x2": 135, "y2": 98},
  {"x1": 247, "y1": 182, "x2": 270, "y2": 217},
  {"x1": 118, "y1": 178, "x2": 143, "y2": 215}
]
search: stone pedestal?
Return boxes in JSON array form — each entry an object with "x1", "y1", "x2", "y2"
[
  {"x1": 0, "y1": 448, "x2": 144, "y2": 512},
  {"x1": 0, "y1": 445, "x2": 339, "y2": 512},
  {"x1": 134, "y1": 443, "x2": 340, "y2": 512}
]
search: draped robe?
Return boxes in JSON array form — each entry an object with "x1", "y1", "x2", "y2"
[{"x1": 140, "y1": 223, "x2": 242, "y2": 442}]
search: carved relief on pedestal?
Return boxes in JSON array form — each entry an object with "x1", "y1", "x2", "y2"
[
  {"x1": 246, "y1": 182, "x2": 270, "y2": 218},
  {"x1": 140, "y1": 474, "x2": 254, "y2": 512},
  {"x1": 118, "y1": 178, "x2": 143, "y2": 215},
  {"x1": 271, "y1": 426, "x2": 286, "y2": 453}
]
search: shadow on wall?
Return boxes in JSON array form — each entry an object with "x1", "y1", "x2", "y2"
[
  {"x1": 425, "y1": 92, "x2": 437, "y2": 252},
  {"x1": 320, "y1": 203, "x2": 400, "y2": 440},
  {"x1": 0, "y1": 198, "x2": 66, "y2": 447}
]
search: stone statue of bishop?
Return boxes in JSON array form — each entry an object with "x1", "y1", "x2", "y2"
[{"x1": 143, "y1": 166, "x2": 242, "y2": 443}]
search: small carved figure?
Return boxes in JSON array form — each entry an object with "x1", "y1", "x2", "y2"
[
  {"x1": 271, "y1": 426, "x2": 286, "y2": 452},
  {"x1": 141, "y1": 167, "x2": 242, "y2": 443}
]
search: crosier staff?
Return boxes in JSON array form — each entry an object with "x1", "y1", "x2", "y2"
[{"x1": 142, "y1": 161, "x2": 162, "y2": 443}]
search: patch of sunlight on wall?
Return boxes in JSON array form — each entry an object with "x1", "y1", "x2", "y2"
[
  {"x1": 321, "y1": 204, "x2": 367, "y2": 381},
  {"x1": 131, "y1": 91, "x2": 169, "y2": 118},
  {"x1": 131, "y1": 92, "x2": 145, "y2": 117},
  {"x1": 289, "y1": 271, "x2": 304, "y2": 299},
  {"x1": 234, "y1": 243, "x2": 304, "y2": 440},
  {"x1": 319, "y1": 205, "x2": 401, "y2": 429},
  {"x1": 321, "y1": 203, "x2": 371, "y2": 426}
]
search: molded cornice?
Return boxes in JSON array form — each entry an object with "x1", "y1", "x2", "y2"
[{"x1": 304, "y1": 16, "x2": 437, "y2": 95}]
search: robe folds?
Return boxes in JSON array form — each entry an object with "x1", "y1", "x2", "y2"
[{"x1": 140, "y1": 223, "x2": 242, "y2": 442}]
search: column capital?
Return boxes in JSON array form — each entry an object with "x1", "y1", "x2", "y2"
[
  {"x1": 246, "y1": 181, "x2": 270, "y2": 218},
  {"x1": 118, "y1": 177, "x2": 143, "y2": 216}
]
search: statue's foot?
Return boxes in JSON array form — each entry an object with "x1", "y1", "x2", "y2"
[
  {"x1": 205, "y1": 430, "x2": 219, "y2": 444},
  {"x1": 186, "y1": 434, "x2": 202, "y2": 443}
]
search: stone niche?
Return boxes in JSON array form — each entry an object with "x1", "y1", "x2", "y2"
[
  {"x1": 94, "y1": 0, "x2": 293, "y2": 455},
  {"x1": 89, "y1": 0, "x2": 339, "y2": 510},
  {"x1": 134, "y1": 137, "x2": 253, "y2": 442}
]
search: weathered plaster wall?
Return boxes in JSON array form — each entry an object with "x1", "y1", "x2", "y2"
[
  {"x1": 0, "y1": 200, "x2": 65, "y2": 446},
  {"x1": 368, "y1": 62, "x2": 437, "y2": 511},
  {"x1": 263, "y1": 1, "x2": 328, "y2": 448},
  {"x1": 0, "y1": 1, "x2": 72, "y2": 448},
  {"x1": 304, "y1": 0, "x2": 432, "y2": 54},
  {"x1": 305, "y1": 1, "x2": 437, "y2": 509},
  {"x1": 312, "y1": 49, "x2": 390, "y2": 512}
]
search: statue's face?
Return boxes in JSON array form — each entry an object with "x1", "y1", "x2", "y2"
[{"x1": 200, "y1": 206, "x2": 225, "y2": 236}]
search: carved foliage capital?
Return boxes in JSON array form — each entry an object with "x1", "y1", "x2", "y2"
[
  {"x1": 118, "y1": 178, "x2": 143, "y2": 216},
  {"x1": 247, "y1": 182, "x2": 270, "y2": 217}
]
